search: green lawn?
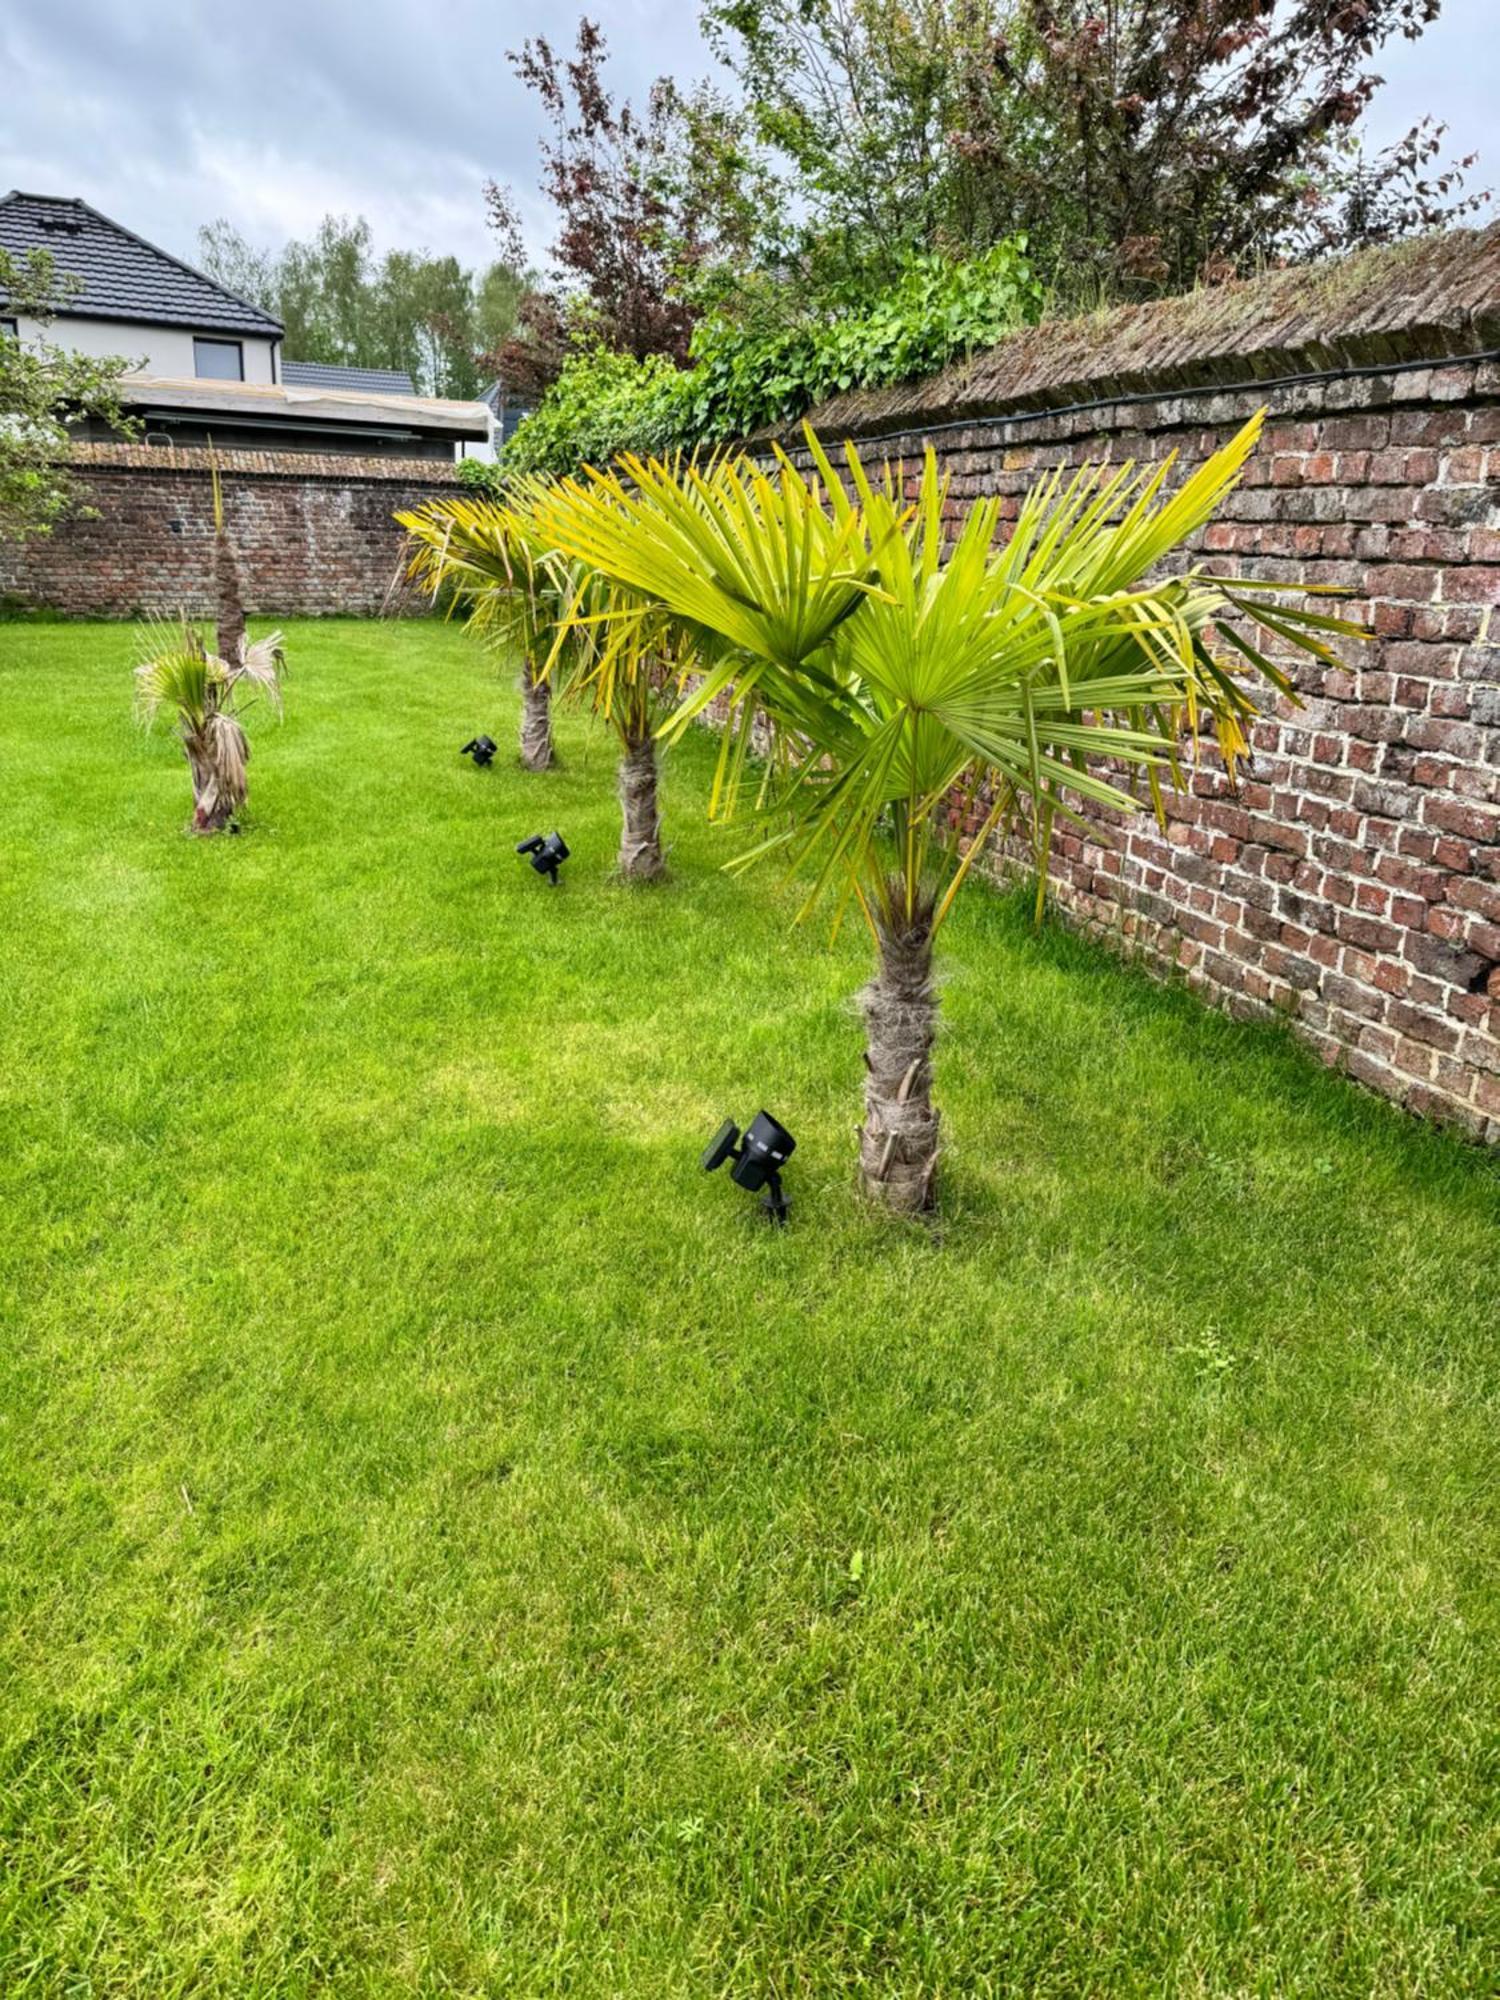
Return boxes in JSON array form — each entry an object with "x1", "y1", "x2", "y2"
[{"x1": 2, "y1": 617, "x2": 1497, "y2": 1997}]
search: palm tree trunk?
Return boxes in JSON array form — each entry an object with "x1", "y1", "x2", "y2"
[
  {"x1": 618, "y1": 732, "x2": 665, "y2": 880},
  {"x1": 519, "y1": 656, "x2": 554, "y2": 771},
  {"x1": 859, "y1": 907, "x2": 940, "y2": 1213},
  {"x1": 186, "y1": 745, "x2": 233, "y2": 833},
  {"x1": 214, "y1": 530, "x2": 246, "y2": 667}
]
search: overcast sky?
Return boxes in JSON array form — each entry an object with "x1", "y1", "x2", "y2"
[{"x1": 1, "y1": 0, "x2": 1494, "y2": 277}]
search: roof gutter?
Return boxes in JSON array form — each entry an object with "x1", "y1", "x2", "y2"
[{"x1": 135, "y1": 408, "x2": 442, "y2": 445}]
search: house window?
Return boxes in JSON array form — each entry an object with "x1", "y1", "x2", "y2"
[
  {"x1": 193, "y1": 338, "x2": 243, "y2": 381},
  {"x1": 0, "y1": 318, "x2": 17, "y2": 340}
]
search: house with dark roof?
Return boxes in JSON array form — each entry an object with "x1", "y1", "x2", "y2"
[{"x1": 0, "y1": 192, "x2": 486, "y2": 461}]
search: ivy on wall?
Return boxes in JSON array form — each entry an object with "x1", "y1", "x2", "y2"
[{"x1": 460, "y1": 240, "x2": 1041, "y2": 481}]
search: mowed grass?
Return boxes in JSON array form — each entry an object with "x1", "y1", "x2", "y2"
[{"x1": 1, "y1": 617, "x2": 1497, "y2": 1997}]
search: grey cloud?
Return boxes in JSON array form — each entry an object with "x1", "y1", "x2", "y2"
[
  {"x1": 0, "y1": 0, "x2": 712, "y2": 268},
  {"x1": 0, "y1": 0, "x2": 1489, "y2": 276}
]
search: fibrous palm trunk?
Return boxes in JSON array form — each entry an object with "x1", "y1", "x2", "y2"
[
  {"x1": 859, "y1": 906, "x2": 940, "y2": 1213},
  {"x1": 215, "y1": 529, "x2": 247, "y2": 668},
  {"x1": 184, "y1": 696, "x2": 249, "y2": 834},
  {"x1": 186, "y1": 736, "x2": 235, "y2": 833},
  {"x1": 618, "y1": 731, "x2": 665, "y2": 880},
  {"x1": 519, "y1": 656, "x2": 554, "y2": 771}
]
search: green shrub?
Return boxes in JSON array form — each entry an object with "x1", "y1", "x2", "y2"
[{"x1": 496, "y1": 239, "x2": 1041, "y2": 476}]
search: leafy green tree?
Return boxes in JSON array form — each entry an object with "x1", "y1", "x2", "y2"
[
  {"x1": 197, "y1": 218, "x2": 528, "y2": 398},
  {"x1": 0, "y1": 248, "x2": 137, "y2": 542},
  {"x1": 475, "y1": 263, "x2": 529, "y2": 363},
  {"x1": 701, "y1": 0, "x2": 1029, "y2": 298},
  {"x1": 530, "y1": 415, "x2": 1362, "y2": 1213},
  {"x1": 377, "y1": 250, "x2": 484, "y2": 398},
  {"x1": 195, "y1": 219, "x2": 277, "y2": 310},
  {"x1": 274, "y1": 216, "x2": 380, "y2": 365},
  {"x1": 703, "y1": 0, "x2": 1487, "y2": 298}
]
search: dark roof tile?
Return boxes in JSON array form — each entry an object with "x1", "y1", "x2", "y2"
[{"x1": 0, "y1": 192, "x2": 283, "y2": 337}]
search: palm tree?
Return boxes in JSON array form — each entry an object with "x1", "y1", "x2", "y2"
[
  {"x1": 135, "y1": 622, "x2": 285, "y2": 832},
  {"x1": 531, "y1": 414, "x2": 1362, "y2": 1214},
  {"x1": 401, "y1": 490, "x2": 695, "y2": 880},
  {"x1": 399, "y1": 487, "x2": 559, "y2": 772},
  {"x1": 550, "y1": 562, "x2": 693, "y2": 880}
]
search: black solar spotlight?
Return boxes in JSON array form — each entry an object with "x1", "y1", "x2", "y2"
[
  {"x1": 516, "y1": 831, "x2": 570, "y2": 886},
  {"x1": 702, "y1": 1110, "x2": 796, "y2": 1224},
  {"x1": 461, "y1": 735, "x2": 498, "y2": 768}
]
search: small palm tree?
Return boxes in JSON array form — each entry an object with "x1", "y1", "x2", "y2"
[
  {"x1": 533, "y1": 415, "x2": 1361, "y2": 1214},
  {"x1": 135, "y1": 622, "x2": 285, "y2": 832},
  {"x1": 399, "y1": 487, "x2": 560, "y2": 772},
  {"x1": 402, "y1": 490, "x2": 695, "y2": 880},
  {"x1": 550, "y1": 564, "x2": 693, "y2": 880}
]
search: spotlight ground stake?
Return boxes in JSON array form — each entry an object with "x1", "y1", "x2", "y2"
[{"x1": 702, "y1": 1111, "x2": 796, "y2": 1225}]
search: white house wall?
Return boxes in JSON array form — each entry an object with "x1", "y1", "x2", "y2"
[{"x1": 8, "y1": 313, "x2": 277, "y2": 383}]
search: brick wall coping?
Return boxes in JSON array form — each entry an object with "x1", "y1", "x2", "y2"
[
  {"x1": 66, "y1": 440, "x2": 464, "y2": 485},
  {"x1": 772, "y1": 223, "x2": 1500, "y2": 446}
]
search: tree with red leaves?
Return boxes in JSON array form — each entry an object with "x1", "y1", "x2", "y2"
[
  {"x1": 1013, "y1": 0, "x2": 1485, "y2": 285},
  {"x1": 486, "y1": 18, "x2": 762, "y2": 387}
]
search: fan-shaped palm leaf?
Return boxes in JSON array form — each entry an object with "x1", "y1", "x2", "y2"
[
  {"x1": 532, "y1": 411, "x2": 1365, "y2": 1213},
  {"x1": 399, "y1": 482, "x2": 581, "y2": 771}
]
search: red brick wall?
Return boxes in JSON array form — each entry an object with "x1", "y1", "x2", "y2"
[
  {"x1": 0, "y1": 442, "x2": 460, "y2": 619},
  {"x1": 784, "y1": 351, "x2": 1500, "y2": 1140}
]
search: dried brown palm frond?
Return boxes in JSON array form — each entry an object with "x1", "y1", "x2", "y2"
[{"x1": 237, "y1": 632, "x2": 287, "y2": 713}]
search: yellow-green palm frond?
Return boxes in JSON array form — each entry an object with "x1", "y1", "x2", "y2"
[
  {"x1": 399, "y1": 487, "x2": 590, "y2": 674},
  {"x1": 740, "y1": 414, "x2": 1367, "y2": 925},
  {"x1": 529, "y1": 446, "x2": 885, "y2": 680},
  {"x1": 549, "y1": 564, "x2": 694, "y2": 747},
  {"x1": 134, "y1": 625, "x2": 227, "y2": 733},
  {"x1": 134, "y1": 618, "x2": 286, "y2": 735},
  {"x1": 455, "y1": 414, "x2": 1366, "y2": 935}
]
